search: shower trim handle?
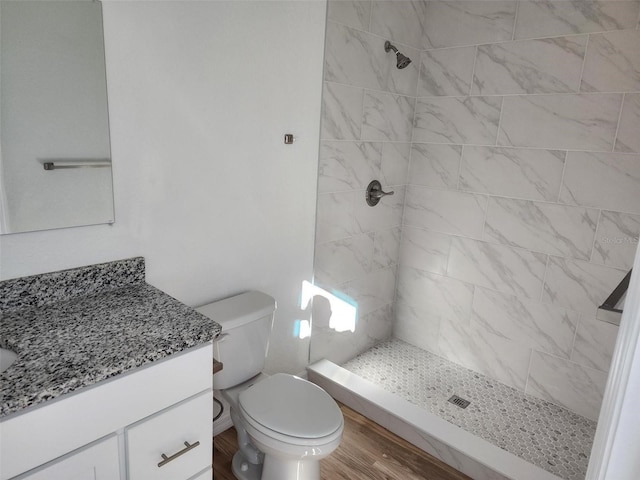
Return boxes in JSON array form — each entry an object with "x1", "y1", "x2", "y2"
[{"x1": 366, "y1": 180, "x2": 394, "y2": 207}]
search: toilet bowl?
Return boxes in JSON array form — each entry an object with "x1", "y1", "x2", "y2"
[
  {"x1": 197, "y1": 291, "x2": 344, "y2": 480},
  {"x1": 228, "y1": 373, "x2": 343, "y2": 480}
]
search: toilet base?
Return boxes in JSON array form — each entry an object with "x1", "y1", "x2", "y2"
[
  {"x1": 231, "y1": 449, "x2": 321, "y2": 480},
  {"x1": 261, "y1": 455, "x2": 320, "y2": 480},
  {"x1": 231, "y1": 451, "x2": 262, "y2": 480}
]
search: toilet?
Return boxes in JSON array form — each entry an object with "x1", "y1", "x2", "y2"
[{"x1": 197, "y1": 291, "x2": 344, "y2": 480}]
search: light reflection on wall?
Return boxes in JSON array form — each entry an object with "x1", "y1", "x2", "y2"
[{"x1": 296, "y1": 280, "x2": 357, "y2": 339}]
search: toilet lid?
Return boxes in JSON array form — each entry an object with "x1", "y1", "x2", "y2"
[{"x1": 238, "y1": 374, "x2": 343, "y2": 439}]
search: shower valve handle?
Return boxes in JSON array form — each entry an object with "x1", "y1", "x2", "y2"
[
  {"x1": 366, "y1": 180, "x2": 394, "y2": 207},
  {"x1": 370, "y1": 189, "x2": 394, "y2": 199}
]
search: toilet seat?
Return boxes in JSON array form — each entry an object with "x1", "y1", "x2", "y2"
[{"x1": 238, "y1": 373, "x2": 343, "y2": 445}]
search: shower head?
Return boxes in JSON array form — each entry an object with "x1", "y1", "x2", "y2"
[{"x1": 384, "y1": 40, "x2": 412, "y2": 69}]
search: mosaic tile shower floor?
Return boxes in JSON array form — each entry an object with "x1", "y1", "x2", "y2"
[{"x1": 342, "y1": 338, "x2": 596, "y2": 480}]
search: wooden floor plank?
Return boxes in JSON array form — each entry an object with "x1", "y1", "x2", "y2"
[{"x1": 213, "y1": 403, "x2": 471, "y2": 480}]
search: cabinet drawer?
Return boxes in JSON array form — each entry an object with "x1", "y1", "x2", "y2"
[
  {"x1": 13, "y1": 435, "x2": 120, "y2": 480},
  {"x1": 126, "y1": 391, "x2": 212, "y2": 480}
]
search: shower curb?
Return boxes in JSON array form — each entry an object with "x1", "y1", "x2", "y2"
[{"x1": 308, "y1": 359, "x2": 562, "y2": 480}]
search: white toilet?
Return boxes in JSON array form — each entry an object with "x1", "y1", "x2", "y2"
[{"x1": 197, "y1": 291, "x2": 344, "y2": 480}]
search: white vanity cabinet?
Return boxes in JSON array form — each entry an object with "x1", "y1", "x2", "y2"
[
  {"x1": 12, "y1": 435, "x2": 120, "y2": 480},
  {"x1": 0, "y1": 344, "x2": 213, "y2": 480},
  {"x1": 126, "y1": 391, "x2": 212, "y2": 480}
]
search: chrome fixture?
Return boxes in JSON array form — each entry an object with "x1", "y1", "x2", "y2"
[
  {"x1": 448, "y1": 395, "x2": 471, "y2": 409},
  {"x1": 384, "y1": 40, "x2": 412, "y2": 69},
  {"x1": 366, "y1": 180, "x2": 394, "y2": 207},
  {"x1": 42, "y1": 159, "x2": 111, "y2": 171}
]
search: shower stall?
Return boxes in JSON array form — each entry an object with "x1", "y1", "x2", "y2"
[{"x1": 309, "y1": 1, "x2": 640, "y2": 479}]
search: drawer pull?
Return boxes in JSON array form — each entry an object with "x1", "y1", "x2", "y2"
[{"x1": 157, "y1": 440, "x2": 200, "y2": 467}]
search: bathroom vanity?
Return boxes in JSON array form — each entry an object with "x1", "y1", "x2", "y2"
[{"x1": 0, "y1": 258, "x2": 222, "y2": 480}]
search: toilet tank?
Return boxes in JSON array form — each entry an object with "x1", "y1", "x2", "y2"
[{"x1": 196, "y1": 291, "x2": 276, "y2": 390}]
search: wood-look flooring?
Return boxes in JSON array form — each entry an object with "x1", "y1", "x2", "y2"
[{"x1": 213, "y1": 403, "x2": 471, "y2": 480}]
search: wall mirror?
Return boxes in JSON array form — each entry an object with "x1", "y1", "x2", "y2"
[{"x1": 0, "y1": 0, "x2": 114, "y2": 235}]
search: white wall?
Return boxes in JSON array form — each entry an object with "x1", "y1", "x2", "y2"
[{"x1": 0, "y1": 0, "x2": 327, "y2": 374}]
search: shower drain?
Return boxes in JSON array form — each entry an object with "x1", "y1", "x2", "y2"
[{"x1": 448, "y1": 395, "x2": 471, "y2": 409}]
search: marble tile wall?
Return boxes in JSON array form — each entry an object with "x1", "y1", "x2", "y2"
[
  {"x1": 312, "y1": 0, "x2": 418, "y2": 364},
  {"x1": 314, "y1": 0, "x2": 639, "y2": 421},
  {"x1": 393, "y1": 0, "x2": 640, "y2": 422}
]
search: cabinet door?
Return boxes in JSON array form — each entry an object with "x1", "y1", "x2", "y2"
[
  {"x1": 188, "y1": 468, "x2": 212, "y2": 480},
  {"x1": 126, "y1": 391, "x2": 212, "y2": 480},
  {"x1": 13, "y1": 435, "x2": 120, "y2": 480}
]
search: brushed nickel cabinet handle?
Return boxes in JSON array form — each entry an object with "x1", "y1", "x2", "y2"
[{"x1": 157, "y1": 440, "x2": 200, "y2": 467}]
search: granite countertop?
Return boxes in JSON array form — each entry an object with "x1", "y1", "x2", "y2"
[{"x1": 0, "y1": 258, "x2": 222, "y2": 418}]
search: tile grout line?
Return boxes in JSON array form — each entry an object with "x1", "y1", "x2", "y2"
[
  {"x1": 588, "y1": 209, "x2": 603, "y2": 264},
  {"x1": 556, "y1": 151, "x2": 569, "y2": 204},
  {"x1": 612, "y1": 93, "x2": 626, "y2": 153},
  {"x1": 494, "y1": 97, "x2": 505, "y2": 147},
  {"x1": 323, "y1": 138, "x2": 640, "y2": 155},
  {"x1": 456, "y1": 145, "x2": 465, "y2": 191},
  {"x1": 511, "y1": 1, "x2": 520, "y2": 41},
  {"x1": 577, "y1": 34, "x2": 590, "y2": 93},
  {"x1": 479, "y1": 192, "x2": 491, "y2": 243},
  {"x1": 523, "y1": 348, "x2": 534, "y2": 395},
  {"x1": 358, "y1": 87, "x2": 366, "y2": 143},
  {"x1": 443, "y1": 232, "x2": 454, "y2": 279},
  {"x1": 569, "y1": 313, "x2": 582, "y2": 365},
  {"x1": 324, "y1": 80, "x2": 424, "y2": 101},
  {"x1": 468, "y1": 45, "x2": 479, "y2": 96},
  {"x1": 539, "y1": 254, "x2": 551, "y2": 302},
  {"x1": 405, "y1": 40, "x2": 419, "y2": 253},
  {"x1": 414, "y1": 90, "x2": 640, "y2": 99}
]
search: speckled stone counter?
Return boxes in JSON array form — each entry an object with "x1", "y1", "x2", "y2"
[{"x1": 0, "y1": 258, "x2": 222, "y2": 418}]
